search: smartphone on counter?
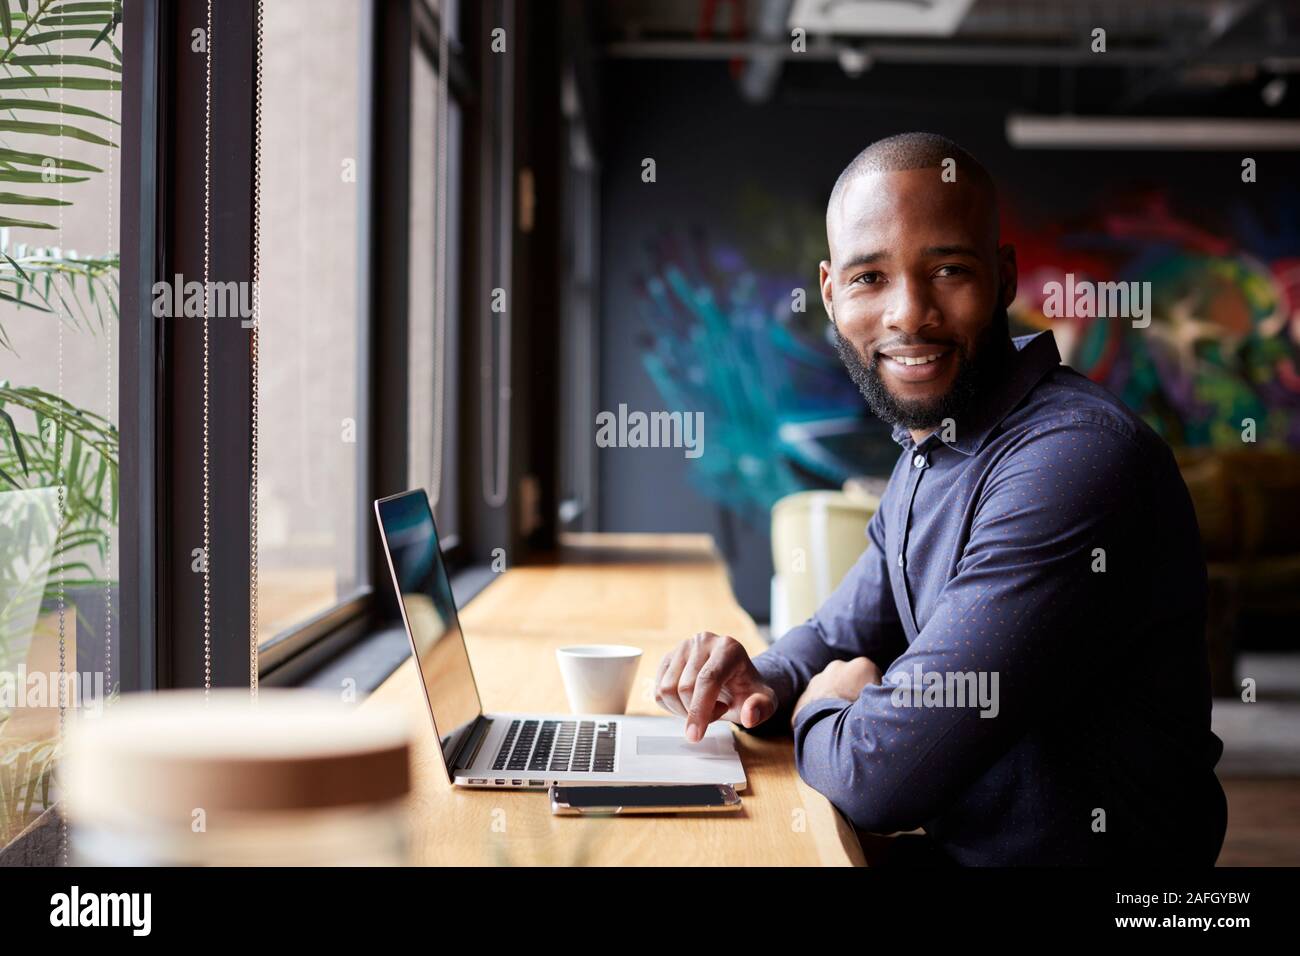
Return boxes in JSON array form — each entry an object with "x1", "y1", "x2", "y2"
[{"x1": 550, "y1": 784, "x2": 741, "y2": 815}]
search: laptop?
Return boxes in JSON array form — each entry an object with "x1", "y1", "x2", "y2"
[{"x1": 374, "y1": 489, "x2": 748, "y2": 791}]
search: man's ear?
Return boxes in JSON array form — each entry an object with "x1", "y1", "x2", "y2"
[
  {"x1": 997, "y1": 244, "x2": 1018, "y2": 308},
  {"x1": 819, "y1": 260, "x2": 835, "y2": 323}
]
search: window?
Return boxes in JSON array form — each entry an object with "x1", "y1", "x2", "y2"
[
  {"x1": 113, "y1": 0, "x2": 481, "y2": 691},
  {"x1": 255, "y1": 0, "x2": 369, "y2": 645},
  {"x1": 407, "y1": 5, "x2": 464, "y2": 544},
  {"x1": 0, "y1": 4, "x2": 122, "y2": 851}
]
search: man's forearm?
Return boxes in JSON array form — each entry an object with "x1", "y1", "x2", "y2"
[{"x1": 790, "y1": 690, "x2": 923, "y2": 833}]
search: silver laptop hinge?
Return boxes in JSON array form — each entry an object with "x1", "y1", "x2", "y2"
[{"x1": 452, "y1": 714, "x2": 492, "y2": 773}]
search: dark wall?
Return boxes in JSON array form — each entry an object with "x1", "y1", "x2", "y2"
[
  {"x1": 595, "y1": 57, "x2": 1300, "y2": 620},
  {"x1": 596, "y1": 62, "x2": 860, "y2": 618}
]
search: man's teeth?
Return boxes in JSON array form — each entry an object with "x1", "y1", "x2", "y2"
[{"x1": 889, "y1": 353, "x2": 945, "y2": 366}]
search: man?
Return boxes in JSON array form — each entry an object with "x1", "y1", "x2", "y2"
[{"x1": 654, "y1": 132, "x2": 1227, "y2": 866}]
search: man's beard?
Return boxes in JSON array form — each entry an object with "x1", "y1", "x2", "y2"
[{"x1": 832, "y1": 304, "x2": 1011, "y2": 431}]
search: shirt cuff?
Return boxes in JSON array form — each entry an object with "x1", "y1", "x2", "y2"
[
  {"x1": 731, "y1": 651, "x2": 799, "y2": 737},
  {"x1": 791, "y1": 696, "x2": 852, "y2": 738}
]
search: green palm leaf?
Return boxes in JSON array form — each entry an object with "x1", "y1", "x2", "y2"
[
  {"x1": 0, "y1": 191, "x2": 69, "y2": 205},
  {"x1": 0, "y1": 98, "x2": 119, "y2": 123},
  {"x1": 0, "y1": 146, "x2": 101, "y2": 171},
  {"x1": 0, "y1": 168, "x2": 87, "y2": 183},
  {"x1": 0, "y1": 213, "x2": 51, "y2": 228},
  {"x1": 8, "y1": 53, "x2": 119, "y2": 71},
  {"x1": 0, "y1": 75, "x2": 119, "y2": 90},
  {"x1": 0, "y1": 118, "x2": 115, "y2": 145}
]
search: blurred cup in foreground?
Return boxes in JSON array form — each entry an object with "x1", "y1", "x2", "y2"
[{"x1": 63, "y1": 688, "x2": 411, "y2": 866}]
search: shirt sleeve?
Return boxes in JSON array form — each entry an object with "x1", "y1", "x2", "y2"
[
  {"x1": 791, "y1": 419, "x2": 1141, "y2": 833},
  {"x1": 737, "y1": 500, "x2": 909, "y2": 738}
]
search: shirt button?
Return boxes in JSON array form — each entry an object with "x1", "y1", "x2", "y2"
[
  {"x1": 897, "y1": 552, "x2": 905, "y2": 567},
  {"x1": 913, "y1": 454, "x2": 926, "y2": 469}
]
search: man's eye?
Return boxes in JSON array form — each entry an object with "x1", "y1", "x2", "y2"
[
  {"x1": 853, "y1": 272, "x2": 883, "y2": 285},
  {"x1": 935, "y1": 264, "x2": 968, "y2": 277}
]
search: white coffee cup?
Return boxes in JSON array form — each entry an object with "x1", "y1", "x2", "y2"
[{"x1": 555, "y1": 645, "x2": 643, "y2": 715}]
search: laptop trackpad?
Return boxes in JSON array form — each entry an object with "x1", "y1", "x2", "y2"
[{"x1": 636, "y1": 735, "x2": 734, "y2": 758}]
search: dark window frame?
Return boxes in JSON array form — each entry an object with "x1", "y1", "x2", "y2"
[
  {"x1": 121, "y1": 0, "x2": 259, "y2": 691},
  {"x1": 118, "y1": 0, "x2": 166, "y2": 694}
]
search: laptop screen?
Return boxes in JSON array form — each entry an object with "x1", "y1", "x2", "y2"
[{"x1": 375, "y1": 491, "x2": 483, "y2": 772}]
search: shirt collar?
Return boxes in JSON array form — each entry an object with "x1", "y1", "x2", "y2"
[{"x1": 890, "y1": 330, "x2": 1062, "y2": 455}]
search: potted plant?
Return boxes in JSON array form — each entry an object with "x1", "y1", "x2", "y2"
[{"x1": 0, "y1": 0, "x2": 121, "y2": 855}]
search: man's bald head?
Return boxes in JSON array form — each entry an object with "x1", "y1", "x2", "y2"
[{"x1": 827, "y1": 132, "x2": 1000, "y2": 249}]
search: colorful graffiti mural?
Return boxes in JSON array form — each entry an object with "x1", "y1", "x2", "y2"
[
  {"x1": 1008, "y1": 189, "x2": 1300, "y2": 448},
  {"x1": 636, "y1": 226, "x2": 888, "y2": 523},
  {"x1": 638, "y1": 185, "x2": 1300, "y2": 519}
]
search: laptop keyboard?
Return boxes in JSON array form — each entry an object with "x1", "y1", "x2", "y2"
[{"x1": 492, "y1": 719, "x2": 618, "y2": 774}]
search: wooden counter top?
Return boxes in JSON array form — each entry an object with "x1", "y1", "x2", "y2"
[{"x1": 367, "y1": 533, "x2": 865, "y2": 866}]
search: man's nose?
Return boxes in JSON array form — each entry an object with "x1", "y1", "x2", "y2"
[{"x1": 882, "y1": 277, "x2": 941, "y2": 335}]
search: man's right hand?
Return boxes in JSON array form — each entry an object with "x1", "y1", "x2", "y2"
[{"x1": 655, "y1": 632, "x2": 779, "y2": 743}]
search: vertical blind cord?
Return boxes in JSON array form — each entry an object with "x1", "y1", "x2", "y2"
[
  {"x1": 56, "y1": 18, "x2": 68, "y2": 867},
  {"x1": 201, "y1": 0, "x2": 214, "y2": 698},
  {"x1": 249, "y1": 0, "x2": 263, "y2": 696}
]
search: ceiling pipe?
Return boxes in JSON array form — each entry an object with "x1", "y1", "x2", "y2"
[
  {"x1": 601, "y1": 39, "x2": 1297, "y2": 67},
  {"x1": 737, "y1": 0, "x2": 795, "y2": 103},
  {"x1": 1007, "y1": 114, "x2": 1300, "y2": 148}
]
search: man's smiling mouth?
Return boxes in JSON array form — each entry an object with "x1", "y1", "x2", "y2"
[
  {"x1": 886, "y1": 352, "x2": 947, "y2": 366},
  {"x1": 879, "y1": 346, "x2": 954, "y2": 367},
  {"x1": 874, "y1": 344, "x2": 958, "y2": 385}
]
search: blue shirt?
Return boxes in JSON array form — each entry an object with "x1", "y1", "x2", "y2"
[{"x1": 745, "y1": 331, "x2": 1227, "y2": 865}]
